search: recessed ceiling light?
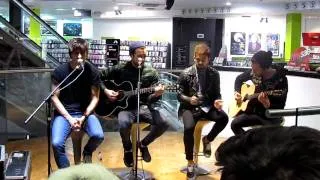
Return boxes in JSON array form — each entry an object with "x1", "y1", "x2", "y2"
[
  {"x1": 56, "y1": 8, "x2": 66, "y2": 11},
  {"x1": 226, "y1": 2, "x2": 232, "y2": 6}
]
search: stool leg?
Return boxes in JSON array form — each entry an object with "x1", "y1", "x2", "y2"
[
  {"x1": 181, "y1": 120, "x2": 213, "y2": 176},
  {"x1": 117, "y1": 123, "x2": 153, "y2": 180}
]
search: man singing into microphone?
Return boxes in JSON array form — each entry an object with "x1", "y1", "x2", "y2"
[
  {"x1": 51, "y1": 38, "x2": 105, "y2": 168},
  {"x1": 100, "y1": 41, "x2": 169, "y2": 167}
]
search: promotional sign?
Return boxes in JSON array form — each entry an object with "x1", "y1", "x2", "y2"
[
  {"x1": 266, "y1": 33, "x2": 280, "y2": 56},
  {"x1": 105, "y1": 39, "x2": 120, "y2": 64},
  {"x1": 248, "y1": 33, "x2": 261, "y2": 55},
  {"x1": 230, "y1": 32, "x2": 246, "y2": 55}
]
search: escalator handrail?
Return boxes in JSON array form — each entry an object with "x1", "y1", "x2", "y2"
[
  {"x1": 159, "y1": 71, "x2": 179, "y2": 79},
  {"x1": 0, "y1": 15, "x2": 61, "y2": 67},
  {"x1": 10, "y1": 0, "x2": 68, "y2": 45}
]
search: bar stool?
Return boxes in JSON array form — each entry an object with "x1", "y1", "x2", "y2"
[
  {"x1": 181, "y1": 119, "x2": 214, "y2": 176},
  {"x1": 118, "y1": 122, "x2": 153, "y2": 180}
]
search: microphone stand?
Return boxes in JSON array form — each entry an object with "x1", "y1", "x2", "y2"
[
  {"x1": 24, "y1": 65, "x2": 82, "y2": 176},
  {"x1": 133, "y1": 63, "x2": 142, "y2": 179}
]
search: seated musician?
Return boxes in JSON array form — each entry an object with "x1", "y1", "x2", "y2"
[
  {"x1": 177, "y1": 43, "x2": 229, "y2": 179},
  {"x1": 231, "y1": 50, "x2": 288, "y2": 135},
  {"x1": 99, "y1": 41, "x2": 169, "y2": 167}
]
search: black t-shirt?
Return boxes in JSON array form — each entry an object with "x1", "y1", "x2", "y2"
[{"x1": 52, "y1": 62, "x2": 100, "y2": 115}]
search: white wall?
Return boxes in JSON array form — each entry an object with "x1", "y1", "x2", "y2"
[
  {"x1": 92, "y1": 18, "x2": 172, "y2": 43},
  {"x1": 224, "y1": 16, "x2": 286, "y2": 60},
  {"x1": 302, "y1": 15, "x2": 320, "y2": 32},
  {"x1": 56, "y1": 18, "x2": 93, "y2": 39}
]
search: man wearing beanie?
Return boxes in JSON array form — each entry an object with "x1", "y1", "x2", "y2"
[
  {"x1": 231, "y1": 50, "x2": 288, "y2": 135},
  {"x1": 99, "y1": 41, "x2": 169, "y2": 167}
]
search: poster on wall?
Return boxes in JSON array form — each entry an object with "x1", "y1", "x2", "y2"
[
  {"x1": 230, "y1": 32, "x2": 246, "y2": 55},
  {"x1": 248, "y1": 33, "x2": 262, "y2": 55},
  {"x1": 266, "y1": 33, "x2": 280, "y2": 56}
]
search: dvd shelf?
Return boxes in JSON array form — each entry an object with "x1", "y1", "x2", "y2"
[{"x1": 42, "y1": 39, "x2": 170, "y2": 69}]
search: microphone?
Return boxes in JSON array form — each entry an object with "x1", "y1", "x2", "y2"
[
  {"x1": 137, "y1": 57, "x2": 143, "y2": 68},
  {"x1": 77, "y1": 59, "x2": 84, "y2": 69}
]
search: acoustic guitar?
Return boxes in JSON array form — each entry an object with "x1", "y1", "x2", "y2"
[
  {"x1": 95, "y1": 80, "x2": 179, "y2": 117},
  {"x1": 228, "y1": 83, "x2": 285, "y2": 118}
]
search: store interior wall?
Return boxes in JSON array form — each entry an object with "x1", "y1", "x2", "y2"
[
  {"x1": 92, "y1": 18, "x2": 173, "y2": 42},
  {"x1": 224, "y1": 15, "x2": 286, "y2": 60},
  {"x1": 302, "y1": 15, "x2": 320, "y2": 33}
]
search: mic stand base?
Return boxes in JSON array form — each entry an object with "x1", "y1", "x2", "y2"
[{"x1": 118, "y1": 169, "x2": 153, "y2": 180}]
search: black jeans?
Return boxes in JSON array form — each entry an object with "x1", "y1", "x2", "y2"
[
  {"x1": 118, "y1": 105, "x2": 169, "y2": 151},
  {"x1": 231, "y1": 113, "x2": 283, "y2": 135},
  {"x1": 182, "y1": 109, "x2": 229, "y2": 160}
]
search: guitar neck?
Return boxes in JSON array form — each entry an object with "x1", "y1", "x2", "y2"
[
  {"x1": 247, "y1": 90, "x2": 280, "y2": 100},
  {"x1": 124, "y1": 87, "x2": 155, "y2": 97}
]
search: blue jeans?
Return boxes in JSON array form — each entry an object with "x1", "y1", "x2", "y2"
[{"x1": 51, "y1": 112, "x2": 104, "y2": 168}]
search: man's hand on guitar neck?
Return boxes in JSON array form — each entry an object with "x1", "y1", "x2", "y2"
[
  {"x1": 104, "y1": 88, "x2": 118, "y2": 101},
  {"x1": 154, "y1": 84, "x2": 165, "y2": 97},
  {"x1": 258, "y1": 92, "x2": 270, "y2": 109}
]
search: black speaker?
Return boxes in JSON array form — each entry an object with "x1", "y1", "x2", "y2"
[
  {"x1": 165, "y1": 0, "x2": 175, "y2": 10},
  {"x1": 5, "y1": 151, "x2": 31, "y2": 180},
  {"x1": 0, "y1": 145, "x2": 5, "y2": 180}
]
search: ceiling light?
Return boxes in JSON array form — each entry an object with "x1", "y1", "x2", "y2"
[
  {"x1": 74, "y1": 10, "x2": 82, "y2": 17},
  {"x1": 55, "y1": 8, "x2": 66, "y2": 11},
  {"x1": 113, "y1": 6, "x2": 119, "y2": 10},
  {"x1": 226, "y1": 2, "x2": 232, "y2": 6},
  {"x1": 72, "y1": 7, "x2": 76, "y2": 10}
]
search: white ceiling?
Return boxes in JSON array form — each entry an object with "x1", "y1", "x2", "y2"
[{"x1": 18, "y1": 0, "x2": 320, "y2": 19}]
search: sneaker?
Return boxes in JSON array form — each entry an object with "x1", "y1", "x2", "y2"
[
  {"x1": 123, "y1": 150, "x2": 133, "y2": 167},
  {"x1": 187, "y1": 164, "x2": 196, "y2": 180},
  {"x1": 202, "y1": 136, "x2": 211, "y2": 158},
  {"x1": 83, "y1": 153, "x2": 92, "y2": 163},
  {"x1": 139, "y1": 142, "x2": 151, "y2": 162}
]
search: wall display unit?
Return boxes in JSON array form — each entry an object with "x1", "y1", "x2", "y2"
[
  {"x1": 42, "y1": 39, "x2": 170, "y2": 69},
  {"x1": 120, "y1": 40, "x2": 170, "y2": 69}
]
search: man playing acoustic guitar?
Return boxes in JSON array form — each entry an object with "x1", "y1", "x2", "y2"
[
  {"x1": 231, "y1": 50, "x2": 288, "y2": 135},
  {"x1": 99, "y1": 41, "x2": 169, "y2": 167},
  {"x1": 177, "y1": 43, "x2": 229, "y2": 179}
]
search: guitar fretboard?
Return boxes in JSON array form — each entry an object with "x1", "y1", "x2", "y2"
[{"x1": 124, "y1": 87, "x2": 155, "y2": 96}]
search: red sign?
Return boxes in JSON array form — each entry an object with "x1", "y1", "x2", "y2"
[{"x1": 302, "y1": 33, "x2": 320, "y2": 46}]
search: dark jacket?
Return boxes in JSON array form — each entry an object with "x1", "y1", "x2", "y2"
[
  {"x1": 234, "y1": 65, "x2": 288, "y2": 117},
  {"x1": 177, "y1": 65, "x2": 221, "y2": 113},
  {"x1": 100, "y1": 61, "x2": 161, "y2": 110}
]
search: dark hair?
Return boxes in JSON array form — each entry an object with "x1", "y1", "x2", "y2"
[
  {"x1": 68, "y1": 38, "x2": 88, "y2": 57},
  {"x1": 215, "y1": 126, "x2": 320, "y2": 180},
  {"x1": 194, "y1": 43, "x2": 211, "y2": 58},
  {"x1": 251, "y1": 50, "x2": 273, "y2": 69}
]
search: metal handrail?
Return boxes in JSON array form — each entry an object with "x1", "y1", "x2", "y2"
[
  {"x1": 10, "y1": 0, "x2": 68, "y2": 45},
  {"x1": 0, "y1": 16, "x2": 60, "y2": 67},
  {"x1": 0, "y1": 68, "x2": 54, "y2": 74}
]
